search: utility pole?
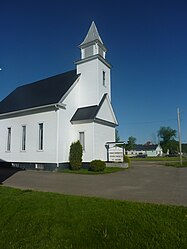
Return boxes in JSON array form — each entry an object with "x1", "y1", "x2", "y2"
[{"x1": 177, "y1": 107, "x2": 182, "y2": 166}]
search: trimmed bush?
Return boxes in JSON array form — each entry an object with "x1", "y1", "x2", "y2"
[
  {"x1": 69, "y1": 141, "x2": 83, "y2": 170},
  {"x1": 124, "y1": 155, "x2": 131, "y2": 166},
  {"x1": 90, "y1": 160, "x2": 106, "y2": 172}
]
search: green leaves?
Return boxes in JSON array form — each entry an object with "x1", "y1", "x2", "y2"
[
  {"x1": 158, "y1": 126, "x2": 177, "y2": 153},
  {"x1": 125, "y1": 136, "x2": 137, "y2": 150},
  {"x1": 158, "y1": 126, "x2": 176, "y2": 143},
  {"x1": 69, "y1": 141, "x2": 83, "y2": 170}
]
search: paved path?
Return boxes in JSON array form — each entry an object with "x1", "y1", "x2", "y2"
[{"x1": 2, "y1": 162, "x2": 187, "y2": 206}]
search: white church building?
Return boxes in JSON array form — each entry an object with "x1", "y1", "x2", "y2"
[{"x1": 0, "y1": 22, "x2": 118, "y2": 170}]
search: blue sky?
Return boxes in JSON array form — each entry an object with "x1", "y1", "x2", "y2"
[{"x1": 0, "y1": 0, "x2": 187, "y2": 144}]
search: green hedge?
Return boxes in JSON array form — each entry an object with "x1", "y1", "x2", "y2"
[{"x1": 90, "y1": 160, "x2": 106, "y2": 172}]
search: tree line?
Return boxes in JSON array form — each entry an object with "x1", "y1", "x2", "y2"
[{"x1": 116, "y1": 126, "x2": 187, "y2": 154}]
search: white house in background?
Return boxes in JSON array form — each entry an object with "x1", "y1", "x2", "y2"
[
  {"x1": 127, "y1": 144, "x2": 163, "y2": 157},
  {"x1": 0, "y1": 22, "x2": 118, "y2": 170}
]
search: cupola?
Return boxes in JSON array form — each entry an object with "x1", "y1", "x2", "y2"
[{"x1": 79, "y1": 21, "x2": 107, "y2": 60}]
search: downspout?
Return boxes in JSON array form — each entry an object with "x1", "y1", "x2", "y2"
[{"x1": 55, "y1": 105, "x2": 60, "y2": 168}]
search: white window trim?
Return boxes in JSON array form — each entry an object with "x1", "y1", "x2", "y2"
[
  {"x1": 78, "y1": 131, "x2": 86, "y2": 152},
  {"x1": 20, "y1": 125, "x2": 27, "y2": 152},
  {"x1": 102, "y1": 70, "x2": 106, "y2": 87},
  {"x1": 6, "y1": 127, "x2": 12, "y2": 152},
  {"x1": 37, "y1": 122, "x2": 44, "y2": 152}
]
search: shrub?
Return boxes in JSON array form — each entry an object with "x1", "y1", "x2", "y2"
[
  {"x1": 124, "y1": 155, "x2": 131, "y2": 166},
  {"x1": 90, "y1": 160, "x2": 106, "y2": 172},
  {"x1": 69, "y1": 141, "x2": 83, "y2": 170}
]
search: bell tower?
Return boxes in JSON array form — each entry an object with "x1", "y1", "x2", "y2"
[{"x1": 75, "y1": 22, "x2": 112, "y2": 107}]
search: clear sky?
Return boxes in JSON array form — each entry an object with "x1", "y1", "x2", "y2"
[{"x1": 0, "y1": 0, "x2": 187, "y2": 144}]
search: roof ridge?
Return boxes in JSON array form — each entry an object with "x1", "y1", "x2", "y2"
[{"x1": 16, "y1": 69, "x2": 77, "y2": 89}]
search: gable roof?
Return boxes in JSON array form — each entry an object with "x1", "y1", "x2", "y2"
[
  {"x1": 133, "y1": 144, "x2": 160, "y2": 151},
  {"x1": 96, "y1": 94, "x2": 118, "y2": 124},
  {"x1": 0, "y1": 70, "x2": 80, "y2": 115},
  {"x1": 71, "y1": 93, "x2": 118, "y2": 127}
]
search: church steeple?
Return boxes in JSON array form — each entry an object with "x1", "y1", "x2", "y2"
[
  {"x1": 75, "y1": 22, "x2": 112, "y2": 107},
  {"x1": 79, "y1": 21, "x2": 107, "y2": 60}
]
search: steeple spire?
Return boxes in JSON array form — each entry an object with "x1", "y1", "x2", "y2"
[
  {"x1": 78, "y1": 21, "x2": 107, "y2": 60},
  {"x1": 80, "y1": 21, "x2": 103, "y2": 46}
]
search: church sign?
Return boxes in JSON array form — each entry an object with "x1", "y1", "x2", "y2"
[{"x1": 108, "y1": 145, "x2": 124, "y2": 162}]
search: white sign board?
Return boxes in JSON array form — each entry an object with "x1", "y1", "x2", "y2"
[{"x1": 109, "y1": 146, "x2": 124, "y2": 162}]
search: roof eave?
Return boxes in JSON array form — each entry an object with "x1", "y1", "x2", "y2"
[
  {"x1": 75, "y1": 54, "x2": 112, "y2": 69},
  {"x1": 70, "y1": 119, "x2": 94, "y2": 125},
  {"x1": 0, "y1": 103, "x2": 66, "y2": 119},
  {"x1": 79, "y1": 40, "x2": 107, "y2": 52},
  {"x1": 71, "y1": 118, "x2": 117, "y2": 127}
]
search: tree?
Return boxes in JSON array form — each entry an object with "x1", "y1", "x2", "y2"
[
  {"x1": 126, "y1": 136, "x2": 136, "y2": 150},
  {"x1": 69, "y1": 141, "x2": 83, "y2": 170},
  {"x1": 158, "y1": 126, "x2": 177, "y2": 153},
  {"x1": 158, "y1": 126, "x2": 176, "y2": 143},
  {"x1": 115, "y1": 129, "x2": 120, "y2": 142},
  {"x1": 166, "y1": 140, "x2": 178, "y2": 154},
  {"x1": 182, "y1": 144, "x2": 187, "y2": 154}
]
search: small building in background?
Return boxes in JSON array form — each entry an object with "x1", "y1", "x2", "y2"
[{"x1": 127, "y1": 144, "x2": 163, "y2": 157}]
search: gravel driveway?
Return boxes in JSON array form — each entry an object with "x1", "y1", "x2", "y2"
[{"x1": 1, "y1": 162, "x2": 187, "y2": 206}]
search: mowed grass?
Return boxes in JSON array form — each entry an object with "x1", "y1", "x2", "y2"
[
  {"x1": 164, "y1": 161, "x2": 187, "y2": 167},
  {"x1": 0, "y1": 187, "x2": 187, "y2": 249},
  {"x1": 131, "y1": 157, "x2": 182, "y2": 161}
]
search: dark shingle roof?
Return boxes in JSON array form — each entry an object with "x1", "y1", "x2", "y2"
[
  {"x1": 71, "y1": 105, "x2": 99, "y2": 122},
  {"x1": 71, "y1": 94, "x2": 107, "y2": 122},
  {"x1": 134, "y1": 144, "x2": 158, "y2": 151},
  {"x1": 0, "y1": 70, "x2": 79, "y2": 114},
  {"x1": 70, "y1": 93, "x2": 117, "y2": 127}
]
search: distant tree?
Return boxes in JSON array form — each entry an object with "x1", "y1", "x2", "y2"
[
  {"x1": 115, "y1": 129, "x2": 120, "y2": 142},
  {"x1": 126, "y1": 136, "x2": 137, "y2": 151},
  {"x1": 158, "y1": 126, "x2": 176, "y2": 143},
  {"x1": 166, "y1": 140, "x2": 178, "y2": 154},
  {"x1": 182, "y1": 144, "x2": 187, "y2": 154},
  {"x1": 158, "y1": 126, "x2": 177, "y2": 153}
]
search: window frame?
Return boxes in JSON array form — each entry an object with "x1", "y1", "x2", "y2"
[
  {"x1": 79, "y1": 131, "x2": 85, "y2": 151},
  {"x1": 6, "y1": 127, "x2": 11, "y2": 152},
  {"x1": 21, "y1": 125, "x2": 27, "y2": 151},
  {"x1": 102, "y1": 70, "x2": 106, "y2": 87},
  {"x1": 38, "y1": 122, "x2": 44, "y2": 151}
]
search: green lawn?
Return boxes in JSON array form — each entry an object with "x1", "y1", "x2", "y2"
[
  {"x1": 164, "y1": 161, "x2": 187, "y2": 167},
  {"x1": 0, "y1": 186, "x2": 187, "y2": 249},
  {"x1": 131, "y1": 157, "x2": 181, "y2": 161},
  {"x1": 58, "y1": 167, "x2": 127, "y2": 174}
]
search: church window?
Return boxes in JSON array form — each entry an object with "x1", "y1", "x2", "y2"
[
  {"x1": 103, "y1": 71, "x2": 106, "y2": 86},
  {"x1": 38, "y1": 123, "x2": 44, "y2": 151},
  {"x1": 79, "y1": 132, "x2": 85, "y2": 151},
  {"x1": 7, "y1": 127, "x2": 11, "y2": 151},
  {"x1": 21, "y1": 125, "x2": 26, "y2": 151}
]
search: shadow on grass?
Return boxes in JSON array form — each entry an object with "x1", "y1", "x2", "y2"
[{"x1": 0, "y1": 162, "x2": 23, "y2": 184}]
